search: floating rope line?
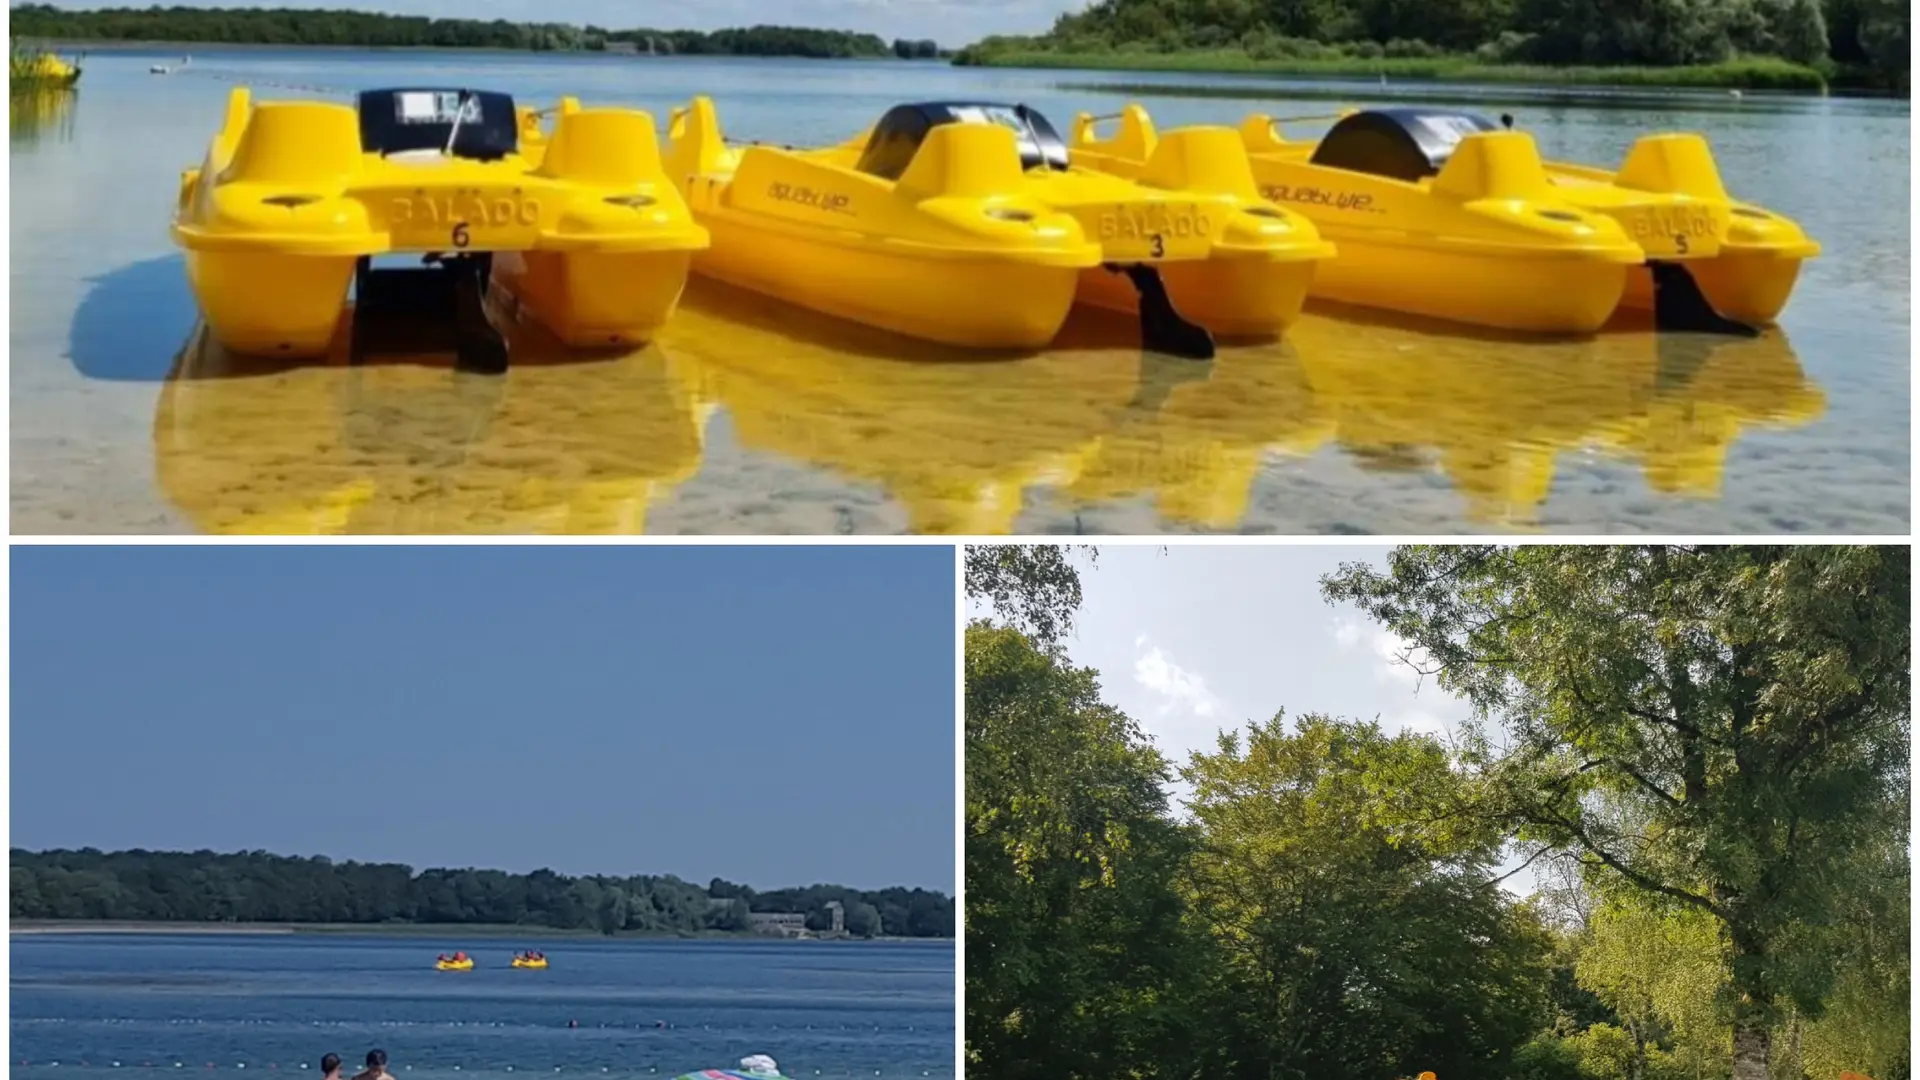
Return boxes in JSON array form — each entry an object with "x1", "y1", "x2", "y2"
[
  {"x1": 17, "y1": 1019, "x2": 924, "y2": 1034},
  {"x1": 170, "y1": 66, "x2": 352, "y2": 97}
]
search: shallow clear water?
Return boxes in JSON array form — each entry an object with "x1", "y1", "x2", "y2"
[
  {"x1": 10, "y1": 48, "x2": 1910, "y2": 534},
  {"x1": 9, "y1": 934, "x2": 954, "y2": 1079}
]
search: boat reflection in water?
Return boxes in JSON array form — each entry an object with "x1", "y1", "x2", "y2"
[
  {"x1": 11, "y1": 86, "x2": 77, "y2": 147},
  {"x1": 154, "y1": 297, "x2": 709, "y2": 534},
  {"x1": 152, "y1": 277, "x2": 1824, "y2": 534},
  {"x1": 1285, "y1": 304, "x2": 1825, "y2": 526},
  {"x1": 667, "y1": 279, "x2": 1159, "y2": 534}
]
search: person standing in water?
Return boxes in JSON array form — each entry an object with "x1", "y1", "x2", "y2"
[
  {"x1": 320, "y1": 1055, "x2": 344, "y2": 1080},
  {"x1": 354, "y1": 1049, "x2": 394, "y2": 1080}
]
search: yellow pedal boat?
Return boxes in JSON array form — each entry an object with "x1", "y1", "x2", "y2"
[
  {"x1": 17, "y1": 51, "x2": 82, "y2": 88},
  {"x1": 435, "y1": 957, "x2": 474, "y2": 971},
  {"x1": 511, "y1": 955, "x2": 549, "y2": 969},
  {"x1": 663, "y1": 96, "x2": 1331, "y2": 358},
  {"x1": 173, "y1": 86, "x2": 708, "y2": 371},
  {"x1": 1071, "y1": 104, "x2": 1817, "y2": 335}
]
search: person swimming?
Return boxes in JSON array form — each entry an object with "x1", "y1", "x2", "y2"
[
  {"x1": 320, "y1": 1054, "x2": 343, "y2": 1080},
  {"x1": 353, "y1": 1049, "x2": 394, "y2": 1080}
]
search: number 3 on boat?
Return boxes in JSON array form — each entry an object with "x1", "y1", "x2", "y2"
[
  {"x1": 171, "y1": 87, "x2": 710, "y2": 372},
  {"x1": 662, "y1": 96, "x2": 1334, "y2": 360}
]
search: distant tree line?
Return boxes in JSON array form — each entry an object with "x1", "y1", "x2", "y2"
[
  {"x1": 891, "y1": 38, "x2": 942, "y2": 58},
  {"x1": 7, "y1": 6, "x2": 895, "y2": 59},
  {"x1": 10, "y1": 848, "x2": 954, "y2": 939},
  {"x1": 956, "y1": 0, "x2": 1908, "y2": 90},
  {"x1": 603, "y1": 25, "x2": 890, "y2": 58}
]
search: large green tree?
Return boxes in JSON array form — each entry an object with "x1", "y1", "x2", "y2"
[
  {"x1": 963, "y1": 544, "x2": 1094, "y2": 649},
  {"x1": 1323, "y1": 545, "x2": 1909, "y2": 1080},
  {"x1": 965, "y1": 620, "x2": 1198, "y2": 1079},
  {"x1": 1182, "y1": 714, "x2": 1556, "y2": 1080}
]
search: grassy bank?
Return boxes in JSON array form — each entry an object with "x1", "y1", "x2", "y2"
[{"x1": 958, "y1": 48, "x2": 1828, "y2": 91}]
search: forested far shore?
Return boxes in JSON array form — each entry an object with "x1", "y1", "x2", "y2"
[
  {"x1": 13, "y1": 0, "x2": 1906, "y2": 89},
  {"x1": 10, "y1": 848, "x2": 954, "y2": 938},
  {"x1": 7, "y1": 5, "x2": 929, "y2": 59},
  {"x1": 956, "y1": 0, "x2": 1909, "y2": 91}
]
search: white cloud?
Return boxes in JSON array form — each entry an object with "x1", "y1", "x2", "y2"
[
  {"x1": 1331, "y1": 614, "x2": 1429, "y2": 687},
  {"x1": 1133, "y1": 640, "x2": 1219, "y2": 719},
  {"x1": 1390, "y1": 709, "x2": 1450, "y2": 736}
]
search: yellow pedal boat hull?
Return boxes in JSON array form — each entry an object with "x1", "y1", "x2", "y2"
[
  {"x1": 1073, "y1": 105, "x2": 1816, "y2": 335},
  {"x1": 435, "y1": 960, "x2": 474, "y2": 971},
  {"x1": 511, "y1": 958, "x2": 549, "y2": 969},
  {"x1": 1542, "y1": 143, "x2": 1818, "y2": 326},
  {"x1": 173, "y1": 88, "x2": 709, "y2": 359},
  {"x1": 663, "y1": 97, "x2": 1330, "y2": 352},
  {"x1": 18, "y1": 53, "x2": 81, "y2": 88}
]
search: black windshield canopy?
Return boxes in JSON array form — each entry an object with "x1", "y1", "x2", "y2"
[
  {"x1": 855, "y1": 101, "x2": 1069, "y2": 181},
  {"x1": 1309, "y1": 108, "x2": 1500, "y2": 183},
  {"x1": 357, "y1": 88, "x2": 519, "y2": 161}
]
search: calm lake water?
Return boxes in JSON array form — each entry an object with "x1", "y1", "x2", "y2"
[
  {"x1": 9, "y1": 934, "x2": 954, "y2": 1079},
  {"x1": 10, "y1": 48, "x2": 1909, "y2": 534}
]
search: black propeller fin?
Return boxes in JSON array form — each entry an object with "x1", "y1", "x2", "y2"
[
  {"x1": 1109, "y1": 262, "x2": 1215, "y2": 360},
  {"x1": 1650, "y1": 261, "x2": 1760, "y2": 337}
]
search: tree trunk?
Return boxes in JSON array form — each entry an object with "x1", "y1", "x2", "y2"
[
  {"x1": 1726, "y1": 917, "x2": 1773, "y2": 1080},
  {"x1": 1628, "y1": 1016, "x2": 1649, "y2": 1080},
  {"x1": 1731, "y1": 1017, "x2": 1770, "y2": 1080}
]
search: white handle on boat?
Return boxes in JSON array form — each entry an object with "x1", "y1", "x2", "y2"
[{"x1": 443, "y1": 90, "x2": 471, "y2": 156}]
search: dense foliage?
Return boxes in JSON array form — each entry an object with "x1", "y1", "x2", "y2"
[
  {"x1": 965, "y1": 545, "x2": 1908, "y2": 1080},
  {"x1": 604, "y1": 26, "x2": 889, "y2": 58},
  {"x1": 955, "y1": 0, "x2": 1907, "y2": 90},
  {"x1": 10, "y1": 848, "x2": 953, "y2": 938},
  {"x1": 8, "y1": 6, "x2": 892, "y2": 58},
  {"x1": 892, "y1": 38, "x2": 943, "y2": 59},
  {"x1": 1323, "y1": 545, "x2": 1909, "y2": 1080}
]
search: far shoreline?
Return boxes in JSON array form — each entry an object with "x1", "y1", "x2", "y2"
[
  {"x1": 956, "y1": 48, "x2": 1838, "y2": 93},
  {"x1": 11, "y1": 920, "x2": 951, "y2": 942},
  {"x1": 21, "y1": 38, "x2": 909, "y2": 60},
  {"x1": 26, "y1": 38, "x2": 1886, "y2": 96}
]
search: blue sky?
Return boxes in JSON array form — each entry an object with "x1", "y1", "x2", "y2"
[
  {"x1": 33, "y1": 0, "x2": 1088, "y2": 48},
  {"x1": 967, "y1": 548, "x2": 1507, "y2": 850},
  {"x1": 10, "y1": 545, "x2": 956, "y2": 892},
  {"x1": 1059, "y1": 547, "x2": 1470, "y2": 765},
  {"x1": 969, "y1": 546, "x2": 1470, "y2": 775},
  {"x1": 968, "y1": 545, "x2": 1534, "y2": 889}
]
